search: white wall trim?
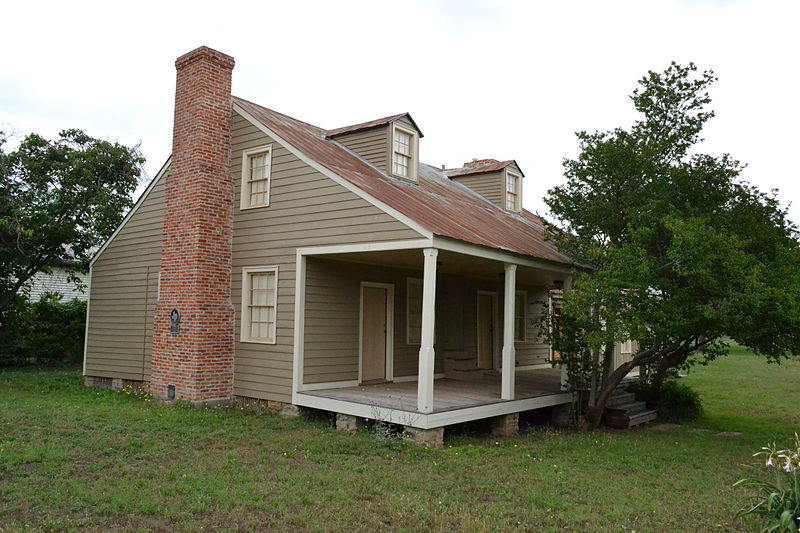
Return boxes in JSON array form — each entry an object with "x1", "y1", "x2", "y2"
[
  {"x1": 297, "y1": 239, "x2": 432, "y2": 257},
  {"x1": 431, "y1": 235, "x2": 573, "y2": 274},
  {"x1": 359, "y1": 281, "x2": 395, "y2": 383},
  {"x1": 81, "y1": 264, "x2": 92, "y2": 376},
  {"x1": 90, "y1": 158, "x2": 171, "y2": 267},
  {"x1": 233, "y1": 104, "x2": 433, "y2": 240},
  {"x1": 291, "y1": 251, "x2": 307, "y2": 402},
  {"x1": 301, "y1": 380, "x2": 360, "y2": 391}
]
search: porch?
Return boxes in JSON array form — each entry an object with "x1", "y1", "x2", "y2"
[
  {"x1": 291, "y1": 238, "x2": 574, "y2": 430},
  {"x1": 297, "y1": 368, "x2": 571, "y2": 429}
]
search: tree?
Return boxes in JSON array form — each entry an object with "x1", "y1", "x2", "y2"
[
  {"x1": 544, "y1": 63, "x2": 800, "y2": 430},
  {"x1": 0, "y1": 129, "x2": 145, "y2": 313}
]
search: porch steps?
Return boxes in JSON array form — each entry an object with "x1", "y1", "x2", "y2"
[{"x1": 602, "y1": 383, "x2": 657, "y2": 429}]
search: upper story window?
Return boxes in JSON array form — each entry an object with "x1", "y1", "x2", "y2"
[
  {"x1": 391, "y1": 124, "x2": 418, "y2": 181},
  {"x1": 241, "y1": 145, "x2": 272, "y2": 209},
  {"x1": 505, "y1": 170, "x2": 521, "y2": 212}
]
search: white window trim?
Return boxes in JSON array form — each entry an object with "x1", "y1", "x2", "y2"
[
  {"x1": 240, "y1": 144, "x2": 273, "y2": 210},
  {"x1": 620, "y1": 340, "x2": 633, "y2": 354},
  {"x1": 514, "y1": 289, "x2": 528, "y2": 343},
  {"x1": 240, "y1": 265, "x2": 279, "y2": 345},
  {"x1": 390, "y1": 123, "x2": 419, "y2": 182},
  {"x1": 406, "y1": 277, "x2": 423, "y2": 345},
  {"x1": 505, "y1": 169, "x2": 522, "y2": 213}
]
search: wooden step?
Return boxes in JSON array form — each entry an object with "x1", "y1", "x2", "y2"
[
  {"x1": 602, "y1": 403, "x2": 658, "y2": 429},
  {"x1": 607, "y1": 392, "x2": 636, "y2": 407}
]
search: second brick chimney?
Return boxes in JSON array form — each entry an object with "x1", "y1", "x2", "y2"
[{"x1": 150, "y1": 46, "x2": 236, "y2": 404}]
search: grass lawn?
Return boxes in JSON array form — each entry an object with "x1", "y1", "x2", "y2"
[{"x1": 1, "y1": 346, "x2": 798, "y2": 532}]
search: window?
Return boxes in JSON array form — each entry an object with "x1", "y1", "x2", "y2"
[
  {"x1": 391, "y1": 124, "x2": 418, "y2": 181},
  {"x1": 241, "y1": 266, "x2": 278, "y2": 344},
  {"x1": 406, "y1": 278, "x2": 423, "y2": 344},
  {"x1": 241, "y1": 145, "x2": 272, "y2": 209},
  {"x1": 514, "y1": 290, "x2": 527, "y2": 342},
  {"x1": 620, "y1": 340, "x2": 633, "y2": 354},
  {"x1": 505, "y1": 171, "x2": 521, "y2": 212}
]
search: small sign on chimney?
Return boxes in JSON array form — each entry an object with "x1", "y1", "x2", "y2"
[{"x1": 170, "y1": 309, "x2": 181, "y2": 334}]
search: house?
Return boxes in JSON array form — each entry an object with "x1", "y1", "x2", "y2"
[
  {"x1": 83, "y1": 46, "x2": 582, "y2": 445},
  {"x1": 27, "y1": 266, "x2": 88, "y2": 302}
]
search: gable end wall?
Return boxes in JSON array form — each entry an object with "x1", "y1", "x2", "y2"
[{"x1": 231, "y1": 111, "x2": 424, "y2": 403}]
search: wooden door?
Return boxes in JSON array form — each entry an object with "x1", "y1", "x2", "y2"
[
  {"x1": 361, "y1": 286, "x2": 387, "y2": 382},
  {"x1": 477, "y1": 293, "x2": 495, "y2": 369}
]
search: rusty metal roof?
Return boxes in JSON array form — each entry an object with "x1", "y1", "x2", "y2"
[
  {"x1": 325, "y1": 112, "x2": 424, "y2": 138},
  {"x1": 233, "y1": 96, "x2": 572, "y2": 266},
  {"x1": 446, "y1": 159, "x2": 525, "y2": 178}
]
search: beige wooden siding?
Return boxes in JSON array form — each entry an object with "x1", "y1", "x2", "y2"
[
  {"x1": 85, "y1": 175, "x2": 165, "y2": 381},
  {"x1": 514, "y1": 288, "x2": 551, "y2": 367},
  {"x1": 330, "y1": 126, "x2": 389, "y2": 173},
  {"x1": 453, "y1": 171, "x2": 504, "y2": 207},
  {"x1": 303, "y1": 259, "x2": 443, "y2": 384},
  {"x1": 231, "y1": 111, "x2": 424, "y2": 402}
]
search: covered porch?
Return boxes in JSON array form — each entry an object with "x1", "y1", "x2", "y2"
[
  {"x1": 297, "y1": 368, "x2": 570, "y2": 429},
  {"x1": 291, "y1": 237, "x2": 573, "y2": 429}
]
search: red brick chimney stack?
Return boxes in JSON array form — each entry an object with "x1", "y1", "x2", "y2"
[{"x1": 150, "y1": 46, "x2": 236, "y2": 404}]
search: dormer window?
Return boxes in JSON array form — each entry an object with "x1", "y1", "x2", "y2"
[
  {"x1": 391, "y1": 124, "x2": 418, "y2": 181},
  {"x1": 505, "y1": 171, "x2": 521, "y2": 212}
]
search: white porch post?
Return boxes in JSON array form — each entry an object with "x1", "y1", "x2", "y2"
[
  {"x1": 417, "y1": 248, "x2": 438, "y2": 414},
  {"x1": 501, "y1": 263, "x2": 517, "y2": 400}
]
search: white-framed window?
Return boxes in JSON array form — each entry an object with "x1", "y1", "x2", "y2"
[
  {"x1": 241, "y1": 266, "x2": 278, "y2": 344},
  {"x1": 514, "y1": 290, "x2": 527, "y2": 342},
  {"x1": 391, "y1": 124, "x2": 418, "y2": 181},
  {"x1": 406, "y1": 277, "x2": 423, "y2": 344},
  {"x1": 620, "y1": 340, "x2": 633, "y2": 354},
  {"x1": 241, "y1": 144, "x2": 273, "y2": 209},
  {"x1": 505, "y1": 170, "x2": 521, "y2": 212}
]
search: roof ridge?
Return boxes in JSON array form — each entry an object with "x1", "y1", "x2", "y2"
[{"x1": 232, "y1": 95, "x2": 325, "y2": 134}]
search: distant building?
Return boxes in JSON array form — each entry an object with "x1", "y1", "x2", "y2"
[{"x1": 26, "y1": 266, "x2": 88, "y2": 302}]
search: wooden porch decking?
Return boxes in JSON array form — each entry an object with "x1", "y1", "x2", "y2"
[{"x1": 301, "y1": 368, "x2": 565, "y2": 414}]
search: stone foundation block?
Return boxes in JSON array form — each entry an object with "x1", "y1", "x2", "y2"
[
  {"x1": 403, "y1": 426, "x2": 444, "y2": 448},
  {"x1": 491, "y1": 413, "x2": 519, "y2": 438},
  {"x1": 335, "y1": 413, "x2": 366, "y2": 432},
  {"x1": 279, "y1": 404, "x2": 302, "y2": 419}
]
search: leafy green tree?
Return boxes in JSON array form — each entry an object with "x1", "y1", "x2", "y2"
[
  {"x1": 0, "y1": 129, "x2": 144, "y2": 313},
  {"x1": 544, "y1": 63, "x2": 800, "y2": 429}
]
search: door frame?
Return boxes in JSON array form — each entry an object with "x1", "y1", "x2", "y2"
[
  {"x1": 358, "y1": 281, "x2": 395, "y2": 382},
  {"x1": 476, "y1": 290, "x2": 500, "y2": 370}
]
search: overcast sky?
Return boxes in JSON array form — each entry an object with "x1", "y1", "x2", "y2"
[{"x1": 3, "y1": 0, "x2": 798, "y2": 222}]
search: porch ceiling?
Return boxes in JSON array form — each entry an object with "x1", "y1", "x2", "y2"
[{"x1": 315, "y1": 248, "x2": 566, "y2": 286}]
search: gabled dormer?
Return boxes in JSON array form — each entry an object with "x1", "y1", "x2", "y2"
[
  {"x1": 326, "y1": 113, "x2": 423, "y2": 182},
  {"x1": 446, "y1": 159, "x2": 524, "y2": 213}
]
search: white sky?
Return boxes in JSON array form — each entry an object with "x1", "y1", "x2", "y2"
[{"x1": 3, "y1": 0, "x2": 798, "y2": 222}]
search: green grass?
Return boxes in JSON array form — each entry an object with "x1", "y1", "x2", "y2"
[{"x1": 1, "y1": 348, "x2": 798, "y2": 532}]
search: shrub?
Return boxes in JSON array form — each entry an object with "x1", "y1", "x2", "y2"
[
  {"x1": 735, "y1": 435, "x2": 800, "y2": 532},
  {"x1": 628, "y1": 379, "x2": 703, "y2": 422},
  {"x1": 0, "y1": 293, "x2": 87, "y2": 366}
]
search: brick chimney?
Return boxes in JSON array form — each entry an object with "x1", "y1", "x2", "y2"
[{"x1": 150, "y1": 46, "x2": 236, "y2": 404}]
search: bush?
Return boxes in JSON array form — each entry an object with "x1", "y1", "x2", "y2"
[
  {"x1": 628, "y1": 379, "x2": 703, "y2": 423},
  {"x1": 0, "y1": 293, "x2": 87, "y2": 367}
]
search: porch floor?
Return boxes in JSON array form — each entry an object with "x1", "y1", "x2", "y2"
[{"x1": 301, "y1": 368, "x2": 565, "y2": 414}]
